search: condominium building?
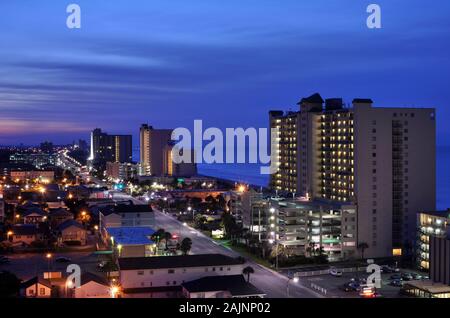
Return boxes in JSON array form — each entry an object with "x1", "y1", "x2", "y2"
[
  {"x1": 416, "y1": 210, "x2": 450, "y2": 270},
  {"x1": 268, "y1": 197, "x2": 357, "y2": 261},
  {"x1": 269, "y1": 93, "x2": 436, "y2": 258},
  {"x1": 240, "y1": 189, "x2": 269, "y2": 240},
  {"x1": 139, "y1": 124, "x2": 173, "y2": 176},
  {"x1": 89, "y1": 128, "x2": 132, "y2": 165}
]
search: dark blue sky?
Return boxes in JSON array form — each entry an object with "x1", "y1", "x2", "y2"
[{"x1": 1, "y1": 0, "x2": 450, "y2": 146}]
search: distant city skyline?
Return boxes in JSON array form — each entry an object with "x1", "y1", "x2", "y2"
[{"x1": 0, "y1": 0, "x2": 450, "y2": 146}]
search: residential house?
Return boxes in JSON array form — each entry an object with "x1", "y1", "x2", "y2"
[
  {"x1": 49, "y1": 208, "x2": 74, "y2": 229},
  {"x1": 73, "y1": 272, "x2": 111, "y2": 298},
  {"x1": 11, "y1": 224, "x2": 45, "y2": 246},
  {"x1": 22, "y1": 208, "x2": 47, "y2": 224},
  {"x1": 57, "y1": 220, "x2": 87, "y2": 246},
  {"x1": 20, "y1": 277, "x2": 52, "y2": 298}
]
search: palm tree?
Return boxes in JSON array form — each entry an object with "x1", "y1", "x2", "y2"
[
  {"x1": 180, "y1": 238, "x2": 192, "y2": 255},
  {"x1": 164, "y1": 232, "x2": 172, "y2": 250},
  {"x1": 358, "y1": 242, "x2": 369, "y2": 260},
  {"x1": 243, "y1": 266, "x2": 254, "y2": 283}
]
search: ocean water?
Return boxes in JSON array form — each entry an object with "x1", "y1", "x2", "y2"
[{"x1": 133, "y1": 147, "x2": 450, "y2": 209}]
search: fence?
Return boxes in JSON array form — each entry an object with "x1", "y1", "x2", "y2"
[
  {"x1": 310, "y1": 283, "x2": 327, "y2": 295},
  {"x1": 295, "y1": 267, "x2": 364, "y2": 278}
]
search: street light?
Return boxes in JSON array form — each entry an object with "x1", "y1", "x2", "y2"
[
  {"x1": 66, "y1": 280, "x2": 73, "y2": 298},
  {"x1": 7, "y1": 231, "x2": 13, "y2": 241},
  {"x1": 111, "y1": 286, "x2": 120, "y2": 298},
  {"x1": 46, "y1": 253, "x2": 52, "y2": 273},
  {"x1": 286, "y1": 275, "x2": 299, "y2": 298}
]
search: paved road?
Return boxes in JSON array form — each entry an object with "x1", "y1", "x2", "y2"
[{"x1": 153, "y1": 210, "x2": 321, "y2": 298}]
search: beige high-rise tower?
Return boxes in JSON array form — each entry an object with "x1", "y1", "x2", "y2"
[{"x1": 269, "y1": 94, "x2": 436, "y2": 258}]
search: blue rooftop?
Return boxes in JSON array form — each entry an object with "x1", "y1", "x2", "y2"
[{"x1": 106, "y1": 226, "x2": 156, "y2": 246}]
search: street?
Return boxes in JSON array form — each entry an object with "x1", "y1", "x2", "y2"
[{"x1": 153, "y1": 210, "x2": 321, "y2": 298}]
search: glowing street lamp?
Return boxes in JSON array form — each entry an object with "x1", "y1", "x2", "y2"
[
  {"x1": 110, "y1": 286, "x2": 120, "y2": 298},
  {"x1": 287, "y1": 275, "x2": 299, "y2": 298},
  {"x1": 46, "y1": 253, "x2": 52, "y2": 273},
  {"x1": 7, "y1": 231, "x2": 13, "y2": 241}
]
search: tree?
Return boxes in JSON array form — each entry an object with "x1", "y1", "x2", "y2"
[
  {"x1": 0, "y1": 271, "x2": 21, "y2": 298},
  {"x1": 243, "y1": 266, "x2": 254, "y2": 283},
  {"x1": 358, "y1": 242, "x2": 369, "y2": 260},
  {"x1": 180, "y1": 238, "x2": 192, "y2": 255},
  {"x1": 164, "y1": 232, "x2": 172, "y2": 250}
]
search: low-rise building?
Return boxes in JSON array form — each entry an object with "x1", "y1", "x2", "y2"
[
  {"x1": 106, "y1": 226, "x2": 156, "y2": 258},
  {"x1": 99, "y1": 204, "x2": 155, "y2": 234},
  {"x1": 118, "y1": 254, "x2": 246, "y2": 298},
  {"x1": 181, "y1": 275, "x2": 265, "y2": 298},
  {"x1": 10, "y1": 170, "x2": 54, "y2": 182},
  {"x1": 57, "y1": 220, "x2": 87, "y2": 246}
]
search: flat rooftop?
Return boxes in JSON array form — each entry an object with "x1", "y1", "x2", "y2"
[
  {"x1": 405, "y1": 280, "x2": 450, "y2": 294},
  {"x1": 106, "y1": 226, "x2": 155, "y2": 246}
]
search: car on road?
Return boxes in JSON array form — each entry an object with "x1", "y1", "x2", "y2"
[
  {"x1": 0, "y1": 256, "x2": 10, "y2": 264},
  {"x1": 390, "y1": 274, "x2": 402, "y2": 281},
  {"x1": 55, "y1": 257, "x2": 72, "y2": 263},
  {"x1": 340, "y1": 282, "x2": 360, "y2": 292},
  {"x1": 330, "y1": 268, "x2": 343, "y2": 277}
]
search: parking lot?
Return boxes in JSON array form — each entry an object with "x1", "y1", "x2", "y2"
[{"x1": 301, "y1": 270, "x2": 427, "y2": 298}]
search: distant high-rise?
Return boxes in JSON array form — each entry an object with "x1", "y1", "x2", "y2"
[
  {"x1": 139, "y1": 124, "x2": 173, "y2": 176},
  {"x1": 269, "y1": 93, "x2": 436, "y2": 258},
  {"x1": 163, "y1": 142, "x2": 197, "y2": 177},
  {"x1": 89, "y1": 128, "x2": 132, "y2": 165},
  {"x1": 40, "y1": 141, "x2": 54, "y2": 154}
]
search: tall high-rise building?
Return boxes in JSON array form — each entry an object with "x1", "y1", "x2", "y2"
[
  {"x1": 139, "y1": 124, "x2": 173, "y2": 176},
  {"x1": 89, "y1": 128, "x2": 132, "y2": 165},
  {"x1": 269, "y1": 93, "x2": 436, "y2": 258}
]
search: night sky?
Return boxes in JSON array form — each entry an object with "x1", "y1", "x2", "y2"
[{"x1": 1, "y1": 0, "x2": 450, "y2": 146}]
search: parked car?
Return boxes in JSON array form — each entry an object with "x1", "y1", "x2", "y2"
[
  {"x1": 381, "y1": 265, "x2": 395, "y2": 273},
  {"x1": 401, "y1": 273, "x2": 414, "y2": 281},
  {"x1": 0, "y1": 256, "x2": 10, "y2": 264},
  {"x1": 390, "y1": 274, "x2": 402, "y2": 281},
  {"x1": 330, "y1": 268, "x2": 343, "y2": 277},
  {"x1": 55, "y1": 257, "x2": 71, "y2": 263},
  {"x1": 411, "y1": 273, "x2": 422, "y2": 280},
  {"x1": 390, "y1": 279, "x2": 404, "y2": 287}
]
